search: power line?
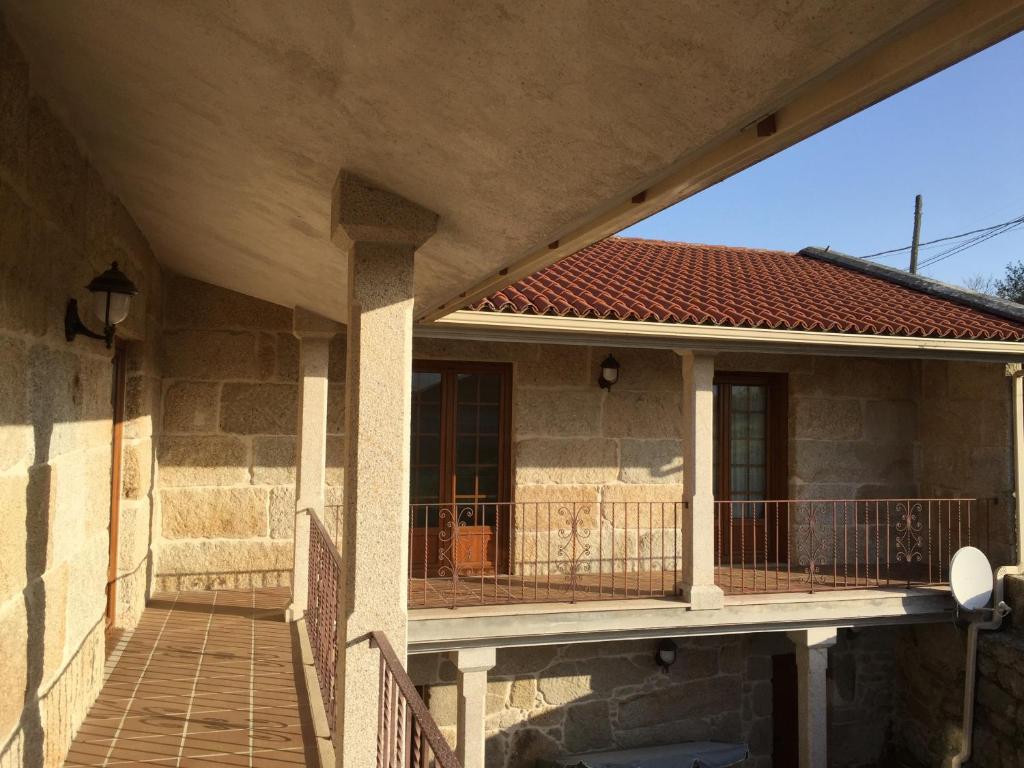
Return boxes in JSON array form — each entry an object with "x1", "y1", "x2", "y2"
[
  {"x1": 918, "y1": 218, "x2": 1024, "y2": 270},
  {"x1": 861, "y1": 213, "x2": 1024, "y2": 260}
]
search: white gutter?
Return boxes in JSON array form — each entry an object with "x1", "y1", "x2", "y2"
[
  {"x1": 950, "y1": 367, "x2": 1024, "y2": 768},
  {"x1": 424, "y1": 311, "x2": 1024, "y2": 363}
]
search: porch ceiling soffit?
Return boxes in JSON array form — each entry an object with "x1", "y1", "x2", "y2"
[
  {"x1": 418, "y1": 311, "x2": 1024, "y2": 363},
  {"x1": 5, "y1": 1, "x2": 1024, "y2": 322}
]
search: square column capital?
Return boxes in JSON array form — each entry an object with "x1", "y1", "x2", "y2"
[
  {"x1": 451, "y1": 647, "x2": 497, "y2": 674},
  {"x1": 292, "y1": 306, "x2": 342, "y2": 340},
  {"x1": 331, "y1": 171, "x2": 438, "y2": 250},
  {"x1": 787, "y1": 627, "x2": 839, "y2": 650}
]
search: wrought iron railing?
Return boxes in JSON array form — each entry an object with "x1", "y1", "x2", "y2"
[
  {"x1": 714, "y1": 498, "x2": 990, "y2": 594},
  {"x1": 372, "y1": 631, "x2": 460, "y2": 768},
  {"x1": 307, "y1": 511, "x2": 342, "y2": 736},
  {"x1": 408, "y1": 501, "x2": 683, "y2": 608}
]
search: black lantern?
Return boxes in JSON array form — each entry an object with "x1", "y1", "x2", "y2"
[
  {"x1": 597, "y1": 354, "x2": 620, "y2": 390},
  {"x1": 65, "y1": 261, "x2": 138, "y2": 348},
  {"x1": 655, "y1": 639, "x2": 678, "y2": 672}
]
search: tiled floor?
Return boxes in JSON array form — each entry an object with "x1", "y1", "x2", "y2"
[
  {"x1": 65, "y1": 588, "x2": 318, "y2": 767},
  {"x1": 409, "y1": 563, "x2": 943, "y2": 607}
]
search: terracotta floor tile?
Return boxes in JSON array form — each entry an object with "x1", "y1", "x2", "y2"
[{"x1": 65, "y1": 587, "x2": 314, "y2": 767}]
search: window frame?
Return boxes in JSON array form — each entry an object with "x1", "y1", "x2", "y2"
[{"x1": 713, "y1": 371, "x2": 789, "y2": 503}]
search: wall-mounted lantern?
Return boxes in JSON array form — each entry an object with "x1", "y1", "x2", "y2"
[
  {"x1": 655, "y1": 638, "x2": 678, "y2": 673},
  {"x1": 597, "y1": 354, "x2": 620, "y2": 391},
  {"x1": 65, "y1": 261, "x2": 138, "y2": 348}
]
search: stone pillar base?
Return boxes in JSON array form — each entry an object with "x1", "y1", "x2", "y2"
[{"x1": 679, "y1": 583, "x2": 724, "y2": 610}]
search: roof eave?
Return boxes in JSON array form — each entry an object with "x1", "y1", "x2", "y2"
[{"x1": 423, "y1": 310, "x2": 1024, "y2": 363}]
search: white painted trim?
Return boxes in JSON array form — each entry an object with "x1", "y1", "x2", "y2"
[
  {"x1": 421, "y1": 311, "x2": 1024, "y2": 362},
  {"x1": 407, "y1": 587, "x2": 953, "y2": 652}
]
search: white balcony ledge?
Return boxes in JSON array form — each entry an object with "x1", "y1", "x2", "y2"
[{"x1": 407, "y1": 585, "x2": 953, "y2": 653}]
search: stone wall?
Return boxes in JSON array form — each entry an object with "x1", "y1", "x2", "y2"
[
  {"x1": 0, "y1": 11, "x2": 161, "y2": 766},
  {"x1": 154, "y1": 274, "x2": 345, "y2": 590},
  {"x1": 715, "y1": 352, "x2": 920, "y2": 500},
  {"x1": 828, "y1": 628, "x2": 899, "y2": 768},
  {"x1": 409, "y1": 636, "x2": 775, "y2": 768},
  {"x1": 407, "y1": 627, "x2": 902, "y2": 768},
  {"x1": 885, "y1": 576, "x2": 1024, "y2": 768},
  {"x1": 916, "y1": 360, "x2": 1013, "y2": 566},
  {"x1": 416, "y1": 339, "x2": 686, "y2": 502}
]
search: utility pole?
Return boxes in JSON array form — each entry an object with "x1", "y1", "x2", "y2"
[{"x1": 909, "y1": 194, "x2": 923, "y2": 274}]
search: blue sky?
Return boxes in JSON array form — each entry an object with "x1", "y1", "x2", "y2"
[{"x1": 621, "y1": 31, "x2": 1024, "y2": 289}]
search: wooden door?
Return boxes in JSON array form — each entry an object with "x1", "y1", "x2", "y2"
[
  {"x1": 714, "y1": 373, "x2": 788, "y2": 564},
  {"x1": 409, "y1": 361, "x2": 511, "y2": 577},
  {"x1": 772, "y1": 653, "x2": 799, "y2": 766},
  {"x1": 105, "y1": 344, "x2": 127, "y2": 631}
]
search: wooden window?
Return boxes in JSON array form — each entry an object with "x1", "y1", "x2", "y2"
[
  {"x1": 409, "y1": 360, "x2": 512, "y2": 574},
  {"x1": 713, "y1": 372, "x2": 788, "y2": 513}
]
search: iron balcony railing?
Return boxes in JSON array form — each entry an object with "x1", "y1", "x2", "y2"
[
  {"x1": 306, "y1": 511, "x2": 342, "y2": 736},
  {"x1": 408, "y1": 498, "x2": 990, "y2": 607},
  {"x1": 408, "y1": 501, "x2": 683, "y2": 608},
  {"x1": 714, "y1": 498, "x2": 990, "y2": 594},
  {"x1": 372, "y1": 631, "x2": 460, "y2": 768},
  {"x1": 307, "y1": 511, "x2": 458, "y2": 765}
]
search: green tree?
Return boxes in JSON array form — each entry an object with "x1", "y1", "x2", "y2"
[{"x1": 995, "y1": 261, "x2": 1024, "y2": 304}]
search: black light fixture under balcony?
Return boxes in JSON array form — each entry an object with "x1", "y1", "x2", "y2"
[
  {"x1": 65, "y1": 261, "x2": 138, "y2": 348},
  {"x1": 655, "y1": 638, "x2": 678, "y2": 672},
  {"x1": 597, "y1": 353, "x2": 620, "y2": 390}
]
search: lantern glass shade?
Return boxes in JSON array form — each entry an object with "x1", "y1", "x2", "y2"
[
  {"x1": 599, "y1": 354, "x2": 620, "y2": 387},
  {"x1": 92, "y1": 290, "x2": 132, "y2": 325},
  {"x1": 85, "y1": 261, "x2": 138, "y2": 328}
]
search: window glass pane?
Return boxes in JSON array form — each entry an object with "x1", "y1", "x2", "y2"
[
  {"x1": 478, "y1": 434, "x2": 499, "y2": 464},
  {"x1": 749, "y1": 411, "x2": 766, "y2": 439},
  {"x1": 418, "y1": 434, "x2": 440, "y2": 466},
  {"x1": 455, "y1": 467, "x2": 478, "y2": 499},
  {"x1": 731, "y1": 411, "x2": 748, "y2": 439},
  {"x1": 749, "y1": 439, "x2": 765, "y2": 465},
  {"x1": 419, "y1": 406, "x2": 440, "y2": 434},
  {"x1": 478, "y1": 374, "x2": 502, "y2": 403},
  {"x1": 749, "y1": 466, "x2": 766, "y2": 495},
  {"x1": 731, "y1": 438, "x2": 747, "y2": 465},
  {"x1": 732, "y1": 385, "x2": 749, "y2": 411},
  {"x1": 477, "y1": 404, "x2": 500, "y2": 433},
  {"x1": 413, "y1": 467, "x2": 439, "y2": 503},
  {"x1": 457, "y1": 373, "x2": 478, "y2": 401},
  {"x1": 476, "y1": 471, "x2": 498, "y2": 500},
  {"x1": 413, "y1": 372, "x2": 442, "y2": 401},
  {"x1": 456, "y1": 436, "x2": 476, "y2": 465},
  {"x1": 457, "y1": 404, "x2": 477, "y2": 433},
  {"x1": 731, "y1": 467, "x2": 748, "y2": 494},
  {"x1": 748, "y1": 385, "x2": 766, "y2": 411}
]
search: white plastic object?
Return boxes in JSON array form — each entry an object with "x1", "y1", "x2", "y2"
[{"x1": 950, "y1": 546, "x2": 994, "y2": 611}]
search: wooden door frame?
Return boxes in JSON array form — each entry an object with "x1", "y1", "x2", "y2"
[
  {"x1": 411, "y1": 359, "x2": 514, "y2": 573},
  {"x1": 714, "y1": 371, "x2": 789, "y2": 561},
  {"x1": 106, "y1": 343, "x2": 128, "y2": 630}
]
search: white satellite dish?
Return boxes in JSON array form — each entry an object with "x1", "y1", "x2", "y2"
[{"x1": 949, "y1": 546, "x2": 994, "y2": 611}]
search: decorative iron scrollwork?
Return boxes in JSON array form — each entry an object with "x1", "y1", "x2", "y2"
[
  {"x1": 555, "y1": 504, "x2": 593, "y2": 596},
  {"x1": 895, "y1": 501, "x2": 924, "y2": 564},
  {"x1": 795, "y1": 502, "x2": 833, "y2": 586}
]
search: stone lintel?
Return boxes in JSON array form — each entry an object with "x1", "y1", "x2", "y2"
[
  {"x1": 331, "y1": 171, "x2": 438, "y2": 250},
  {"x1": 292, "y1": 306, "x2": 342, "y2": 339}
]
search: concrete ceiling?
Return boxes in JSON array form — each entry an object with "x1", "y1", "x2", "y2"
[{"x1": 3, "y1": 1, "x2": 1021, "y2": 322}]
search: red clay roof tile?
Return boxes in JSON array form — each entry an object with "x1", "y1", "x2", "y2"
[{"x1": 472, "y1": 237, "x2": 1024, "y2": 341}]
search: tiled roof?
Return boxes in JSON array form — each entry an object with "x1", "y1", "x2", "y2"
[{"x1": 473, "y1": 237, "x2": 1024, "y2": 341}]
